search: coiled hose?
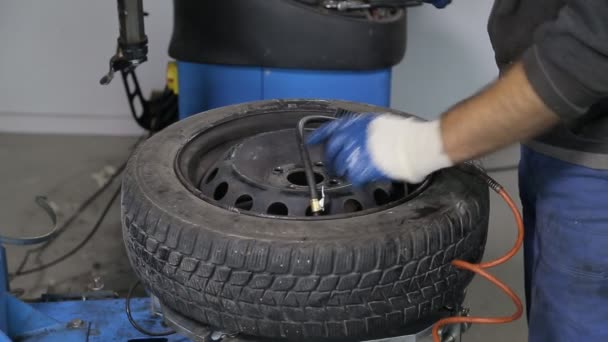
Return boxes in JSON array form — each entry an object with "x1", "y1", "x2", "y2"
[{"x1": 431, "y1": 168, "x2": 524, "y2": 341}]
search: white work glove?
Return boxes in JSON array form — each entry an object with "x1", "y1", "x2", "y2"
[{"x1": 307, "y1": 113, "x2": 453, "y2": 185}]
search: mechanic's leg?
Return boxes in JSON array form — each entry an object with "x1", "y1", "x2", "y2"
[
  {"x1": 523, "y1": 146, "x2": 608, "y2": 342},
  {"x1": 518, "y1": 145, "x2": 539, "y2": 320}
]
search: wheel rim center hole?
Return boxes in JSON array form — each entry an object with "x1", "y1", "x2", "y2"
[{"x1": 286, "y1": 170, "x2": 324, "y2": 186}]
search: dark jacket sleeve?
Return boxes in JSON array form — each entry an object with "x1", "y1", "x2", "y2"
[{"x1": 521, "y1": 0, "x2": 608, "y2": 120}]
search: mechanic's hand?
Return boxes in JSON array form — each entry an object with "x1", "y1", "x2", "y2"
[
  {"x1": 307, "y1": 115, "x2": 388, "y2": 186},
  {"x1": 307, "y1": 113, "x2": 453, "y2": 186},
  {"x1": 425, "y1": 0, "x2": 451, "y2": 9}
]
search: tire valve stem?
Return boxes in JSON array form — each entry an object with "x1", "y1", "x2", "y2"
[
  {"x1": 319, "y1": 186, "x2": 326, "y2": 211},
  {"x1": 310, "y1": 198, "x2": 322, "y2": 215},
  {"x1": 310, "y1": 186, "x2": 327, "y2": 216}
]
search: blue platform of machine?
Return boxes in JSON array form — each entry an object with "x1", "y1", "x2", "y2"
[{"x1": 3, "y1": 295, "x2": 189, "y2": 342}]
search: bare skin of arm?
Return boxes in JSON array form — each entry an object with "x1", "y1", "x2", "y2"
[{"x1": 440, "y1": 62, "x2": 560, "y2": 163}]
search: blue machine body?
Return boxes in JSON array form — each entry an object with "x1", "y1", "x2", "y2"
[{"x1": 177, "y1": 62, "x2": 392, "y2": 119}]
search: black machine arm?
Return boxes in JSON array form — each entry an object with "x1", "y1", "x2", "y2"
[
  {"x1": 99, "y1": 0, "x2": 177, "y2": 132},
  {"x1": 100, "y1": 0, "x2": 148, "y2": 85}
]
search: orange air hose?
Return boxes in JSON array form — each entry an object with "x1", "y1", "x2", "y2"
[{"x1": 432, "y1": 185, "x2": 525, "y2": 341}]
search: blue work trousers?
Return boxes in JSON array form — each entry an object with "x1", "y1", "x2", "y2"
[{"x1": 519, "y1": 145, "x2": 608, "y2": 341}]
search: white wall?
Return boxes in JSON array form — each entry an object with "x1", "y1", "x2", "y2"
[
  {"x1": 0, "y1": 0, "x2": 172, "y2": 135},
  {"x1": 392, "y1": 0, "x2": 498, "y2": 119},
  {"x1": 0, "y1": 1, "x2": 497, "y2": 135}
]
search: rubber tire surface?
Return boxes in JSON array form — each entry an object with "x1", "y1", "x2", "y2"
[{"x1": 121, "y1": 100, "x2": 489, "y2": 341}]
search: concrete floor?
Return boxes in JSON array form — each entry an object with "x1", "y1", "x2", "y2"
[{"x1": 0, "y1": 133, "x2": 525, "y2": 341}]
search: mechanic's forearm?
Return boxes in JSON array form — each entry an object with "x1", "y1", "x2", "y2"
[{"x1": 440, "y1": 62, "x2": 560, "y2": 164}]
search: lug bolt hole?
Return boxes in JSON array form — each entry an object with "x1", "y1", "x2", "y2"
[{"x1": 287, "y1": 170, "x2": 324, "y2": 186}]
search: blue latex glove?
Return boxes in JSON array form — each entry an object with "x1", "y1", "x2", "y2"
[
  {"x1": 425, "y1": 0, "x2": 451, "y2": 9},
  {"x1": 306, "y1": 115, "x2": 389, "y2": 186}
]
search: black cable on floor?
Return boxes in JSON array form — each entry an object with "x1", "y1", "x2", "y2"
[
  {"x1": 14, "y1": 185, "x2": 121, "y2": 276},
  {"x1": 12, "y1": 163, "x2": 126, "y2": 276},
  {"x1": 0, "y1": 197, "x2": 58, "y2": 246},
  {"x1": 12, "y1": 135, "x2": 147, "y2": 277},
  {"x1": 126, "y1": 280, "x2": 176, "y2": 337}
]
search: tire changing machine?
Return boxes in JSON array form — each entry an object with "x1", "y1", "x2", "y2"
[{"x1": 1, "y1": 1, "x2": 469, "y2": 341}]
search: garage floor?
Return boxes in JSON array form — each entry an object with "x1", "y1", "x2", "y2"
[{"x1": 0, "y1": 133, "x2": 526, "y2": 341}]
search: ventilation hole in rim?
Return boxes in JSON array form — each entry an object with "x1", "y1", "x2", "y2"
[
  {"x1": 267, "y1": 202, "x2": 289, "y2": 216},
  {"x1": 213, "y1": 182, "x2": 229, "y2": 200},
  {"x1": 392, "y1": 181, "x2": 408, "y2": 197},
  {"x1": 205, "y1": 168, "x2": 219, "y2": 184},
  {"x1": 344, "y1": 199, "x2": 363, "y2": 213},
  {"x1": 234, "y1": 195, "x2": 253, "y2": 210},
  {"x1": 374, "y1": 189, "x2": 391, "y2": 206},
  {"x1": 287, "y1": 170, "x2": 324, "y2": 186}
]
